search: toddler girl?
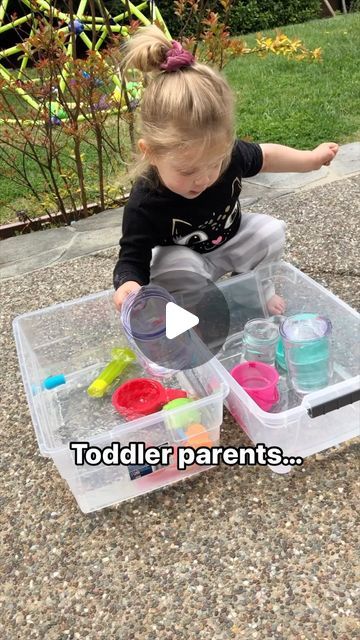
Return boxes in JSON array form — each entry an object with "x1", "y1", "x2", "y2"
[{"x1": 113, "y1": 25, "x2": 338, "y2": 314}]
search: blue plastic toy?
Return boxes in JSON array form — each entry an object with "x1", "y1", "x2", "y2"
[{"x1": 68, "y1": 19, "x2": 84, "y2": 35}]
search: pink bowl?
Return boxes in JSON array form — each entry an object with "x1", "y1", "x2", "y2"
[{"x1": 230, "y1": 361, "x2": 279, "y2": 411}]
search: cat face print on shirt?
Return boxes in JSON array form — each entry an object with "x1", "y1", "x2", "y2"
[{"x1": 171, "y1": 177, "x2": 242, "y2": 253}]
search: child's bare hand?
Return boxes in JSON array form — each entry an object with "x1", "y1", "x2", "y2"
[
  {"x1": 267, "y1": 294, "x2": 285, "y2": 316},
  {"x1": 113, "y1": 281, "x2": 141, "y2": 311},
  {"x1": 311, "y1": 142, "x2": 339, "y2": 169}
]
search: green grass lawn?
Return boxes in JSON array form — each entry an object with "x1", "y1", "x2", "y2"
[
  {"x1": 225, "y1": 13, "x2": 360, "y2": 147},
  {"x1": 0, "y1": 13, "x2": 359, "y2": 224}
]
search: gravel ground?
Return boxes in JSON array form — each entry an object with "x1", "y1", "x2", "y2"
[
  {"x1": 0, "y1": 176, "x2": 359, "y2": 640},
  {"x1": 247, "y1": 175, "x2": 360, "y2": 310}
]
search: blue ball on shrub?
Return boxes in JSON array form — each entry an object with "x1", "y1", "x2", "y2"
[
  {"x1": 68, "y1": 19, "x2": 84, "y2": 35},
  {"x1": 82, "y1": 71, "x2": 103, "y2": 87}
]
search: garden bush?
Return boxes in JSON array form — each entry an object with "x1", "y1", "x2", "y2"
[{"x1": 156, "y1": 0, "x2": 322, "y2": 37}]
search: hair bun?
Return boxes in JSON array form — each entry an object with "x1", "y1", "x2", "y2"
[{"x1": 121, "y1": 25, "x2": 172, "y2": 74}]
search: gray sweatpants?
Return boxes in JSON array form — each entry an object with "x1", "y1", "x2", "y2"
[{"x1": 150, "y1": 212, "x2": 286, "y2": 303}]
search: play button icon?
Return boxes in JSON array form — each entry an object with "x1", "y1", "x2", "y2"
[
  {"x1": 127, "y1": 271, "x2": 231, "y2": 371},
  {"x1": 166, "y1": 302, "x2": 199, "y2": 339}
]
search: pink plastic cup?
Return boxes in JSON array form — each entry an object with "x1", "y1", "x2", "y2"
[{"x1": 230, "y1": 361, "x2": 279, "y2": 411}]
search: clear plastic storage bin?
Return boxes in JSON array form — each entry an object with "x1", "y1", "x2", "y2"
[
  {"x1": 214, "y1": 261, "x2": 360, "y2": 473},
  {"x1": 13, "y1": 291, "x2": 228, "y2": 512}
]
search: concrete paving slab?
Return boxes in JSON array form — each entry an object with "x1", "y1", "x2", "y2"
[
  {"x1": 329, "y1": 142, "x2": 360, "y2": 176},
  {"x1": 0, "y1": 227, "x2": 73, "y2": 266},
  {"x1": 61, "y1": 226, "x2": 120, "y2": 261},
  {"x1": 241, "y1": 181, "x2": 292, "y2": 205},
  {"x1": 247, "y1": 164, "x2": 330, "y2": 189},
  {"x1": 247, "y1": 142, "x2": 360, "y2": 190},
  {"x1": 71, "y1": 207, "x2": 123, "y2": 231},
  {"x1": 0, "y1": 218, "x2": 121, "y2": 278},
  {"x1": 0, "y1": 143, "x2": 359, "y2": 281}
]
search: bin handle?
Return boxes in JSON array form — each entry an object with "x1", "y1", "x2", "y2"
[{"x1": 306, "y1": 387, "x2": 360, "y2": 418}]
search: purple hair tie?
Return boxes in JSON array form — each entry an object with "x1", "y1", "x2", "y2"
[{"x1": 160, "y1": 40, "x2": 195, "y2": 73}]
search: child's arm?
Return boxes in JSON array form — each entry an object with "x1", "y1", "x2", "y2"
[
  {"x1": 260, "y1": 142, "x2": 339, "y2": 173},
  {"x1": 113, "y1": 198, "x2": 158, "y2": 310}
]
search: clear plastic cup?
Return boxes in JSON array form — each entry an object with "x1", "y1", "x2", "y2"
[
  {"x1": 243, "y1": 318, "x2": 280, "y2": 365},
  {"x1": 280, "y1": 313, "x2": 332, "y2": 394},
  {"x1": 265, "y1": 315, "x2": 288, "y2": 372},
  {"x1": 121, "y1": 285, "x2": 193, "y2": 377}
]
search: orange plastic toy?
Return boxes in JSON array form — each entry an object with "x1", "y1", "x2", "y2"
[{"x1": 185, "y1": 423, "x2": 213, "y2": 449}]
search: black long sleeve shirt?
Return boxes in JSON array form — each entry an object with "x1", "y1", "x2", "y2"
[{"x1": 113, "y1": 139, "x2": 263, "y2": 289}]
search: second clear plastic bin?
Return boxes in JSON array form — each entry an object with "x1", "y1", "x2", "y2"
[{"x1": 213, "y1": 261, "x2": 360, "y2": 473}]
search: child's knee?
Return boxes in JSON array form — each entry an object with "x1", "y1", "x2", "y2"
[
  {"x1": 273, "y1": 219, "x2": 286, "y2": 252},
  {"x1": 268, "y1": 218, "x2": 286, "y2": 244},
  {"x1": 259, "y1": 218, "x2": 286, "y2": 256},
  {"x1": 151, "y1": 245, "x2": 208, "y2": 277}
]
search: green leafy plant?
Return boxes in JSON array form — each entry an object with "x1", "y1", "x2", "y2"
[
  {"x1": 174, "y1": 0, "x2": 321, "y2": 69},
  {"x1": 0, "y1": 0, "x2": 149, "y2": 225}
]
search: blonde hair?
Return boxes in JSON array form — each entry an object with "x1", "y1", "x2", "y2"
[{"x1": 121, "y1": 25, "x2": 235, "y2": 185}]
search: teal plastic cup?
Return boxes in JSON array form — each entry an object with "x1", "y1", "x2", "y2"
[{"x1": 280, "y1": 313, "x2": 332, "y2": 394}]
